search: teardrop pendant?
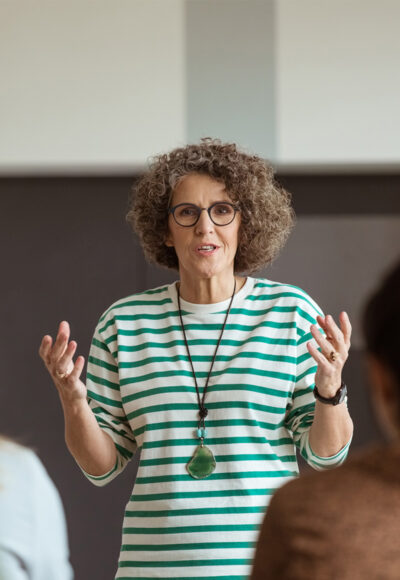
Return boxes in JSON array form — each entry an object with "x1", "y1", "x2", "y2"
[{"x1": 186, "y1": 443, "x2": 216, "y2": 479}]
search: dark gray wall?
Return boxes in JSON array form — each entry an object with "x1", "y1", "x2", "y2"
[
  {"x1": 1, "y1": 178, "x2": 147, "y2": 580},
  {"x1": 1, "y1": 175, "x2": 399, "y2": 579}
]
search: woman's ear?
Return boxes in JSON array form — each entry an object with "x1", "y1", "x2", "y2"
[{"x1": 165, "y1": 234, "x2": 174, "y2": 247}]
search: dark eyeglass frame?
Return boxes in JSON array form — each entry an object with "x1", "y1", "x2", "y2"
[{"x1": 168, "y1": 201, "x2": 240, "y2": 227}]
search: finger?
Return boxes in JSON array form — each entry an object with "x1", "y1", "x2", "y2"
[
  {"x1": 316, "y1": 316, "x2": 338, "y2": 349},
  {"x1": 310, "y1": 324, "x2": 339, "y2": 359},
  {"x1": 56, "y1": 341, "x2": 77, "y2": 376},
  {"x1": 339, "y1": 311, "x2": 352, "y2": 349},
  {"x1": 324, "y1": 314, "x2": 347, "y2": 353},
  {"x1": 317, "y1": 314, "x2": 341, "y2": 344},
  {"x1": 307, "y1": 341, "x2": 332, "y2": 369},
  {"x1": 39, "y1": 335, "x2": 53, "y2": 363},
  {"x1": 317, "y1": 315, "x2": 349, "y2": 360},
  {"x1": 51, "y1": 321, "x2": 70, "y2": 362},
  {"x1": 68, "y1": 355, "x2": 85, "y2": 382},
  {"x1": 316, "y1": 315, "x2": 329, "y2": 336}
]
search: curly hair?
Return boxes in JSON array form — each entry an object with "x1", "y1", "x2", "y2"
[{"x1": 127, "y1": 138, "x2": 295, "y2": 274}]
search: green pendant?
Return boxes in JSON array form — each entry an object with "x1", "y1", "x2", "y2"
[{"x1": 186, "y1": 443, "x2": 216, "y2": 479}]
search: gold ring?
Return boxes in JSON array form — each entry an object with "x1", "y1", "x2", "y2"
[
  {"x1": 329, "y1": 351, "x2": 338, "y2": 362},
  {"x1": 56, "y1": 369, "x2": 69, "y2": 379}
]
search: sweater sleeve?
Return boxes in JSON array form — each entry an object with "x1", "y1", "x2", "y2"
[
  {"x1": 82, "y1": 313, "x2": 137, "y2": 486},
  {"x1": 284, "y1": 293, "x2": 350, "y2": 470}
]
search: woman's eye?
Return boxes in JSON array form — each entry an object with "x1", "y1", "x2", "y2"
[
  {"x1": 214, "y1": 204, "x2": 232, "y2": 214},
  {"x1": 179, "y1": 207, "x2": 197, "y2": 217}
]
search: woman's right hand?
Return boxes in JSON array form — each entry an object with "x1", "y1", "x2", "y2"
[
  {"x1": 39, "y1": 321, "x2": 117, "y2": 475},
  {"x1": 39, "y1": 321, "x2": 87, "y2": 404}
]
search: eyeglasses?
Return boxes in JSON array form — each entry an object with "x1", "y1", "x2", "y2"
[{"x1": 168, "y1": 202, "x2": 240, "y2": 227}]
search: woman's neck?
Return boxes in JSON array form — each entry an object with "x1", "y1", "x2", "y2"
[{"x1": 178, "y1": 275, "x2": 246, "y2": 304}]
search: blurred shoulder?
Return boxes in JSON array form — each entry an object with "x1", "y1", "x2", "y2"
[
  {"x1": 0, "y1": 439, "x2": 53, "y2": 485},
  {"x1": 0, "y1": 439, "x2": 38, "y2": 469},
  {"x1": 250, "y1": 277, "x2": 323, "y2": 316},
  {"x1": 269, "y1": 444, "x2": 398, "y2": 514},
  {"x1": 97, "y1": 282, "x2": 177, "y2": 326}
]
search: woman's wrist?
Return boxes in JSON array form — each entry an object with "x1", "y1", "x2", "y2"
[
  {"x1": 315, "y1": 382, "x2": 342, "y2": 398},
  {"x1": 60, "y1": 394, "x2": 90, "y2": 416}
]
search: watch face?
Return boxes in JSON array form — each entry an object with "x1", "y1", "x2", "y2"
[{"x1": 336, "y1": 384, "x2": 347, "y2": 404}]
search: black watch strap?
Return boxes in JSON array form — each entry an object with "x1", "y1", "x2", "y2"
[{"x1": 314, "y1": 382, "x2": 347, "y2": 406}]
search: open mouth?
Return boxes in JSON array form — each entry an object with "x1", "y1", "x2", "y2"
[{"x1": 196, "y1": 244, "x2": 218, "y2": 253}]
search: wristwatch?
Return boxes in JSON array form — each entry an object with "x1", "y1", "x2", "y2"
[{"x1": 314, "y1": 382, "x2": 347, "y2": 406}]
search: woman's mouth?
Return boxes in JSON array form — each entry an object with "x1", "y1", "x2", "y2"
[{"x1": 195, "y1": 244, "x2": 219, "y2": 255}]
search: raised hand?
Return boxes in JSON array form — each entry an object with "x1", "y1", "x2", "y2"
[
  {"x1": 307, "y1": 312, "x2": 352, "y2": 398},
  {"x1": 39, "y1": 321, "x2": 87, "y2": 403}
]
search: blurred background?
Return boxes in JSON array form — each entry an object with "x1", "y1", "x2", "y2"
[{"x1": 1, "y1": 1, "x2": 399, "y2": 578}]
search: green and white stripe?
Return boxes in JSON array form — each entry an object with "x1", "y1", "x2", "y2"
[{"x1": 84, "y1": 277, "x2": 350, "y2": 579}]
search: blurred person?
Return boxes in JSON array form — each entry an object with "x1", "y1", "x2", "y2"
[
  {"x1": 39, "y1": 139, "x2": 353, "y2": 579},
  {"x1": 0, "y1": 436, "x2": 73, "y2": 579},
  {"x1": 252, "y1": 259, "x2": 400, "y2": 580}
]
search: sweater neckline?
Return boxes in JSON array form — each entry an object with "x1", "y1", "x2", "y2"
[{"x1": 168, "y1": 277, "x2": 254, "y2": 314}]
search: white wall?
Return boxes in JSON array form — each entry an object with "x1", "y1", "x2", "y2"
[
  {"x1": 1, "y1": 0, "x2": 400, "y2": 172},
  {"x1": 0, "y1": 0, "x2": 185, "y2": 172},
  {"x1": 275, "y1": 0, "x2": 400, "y2": 165}
]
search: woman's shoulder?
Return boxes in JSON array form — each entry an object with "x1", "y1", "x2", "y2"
[
  {"x1": 97, "y1": 281, "x2": 177, "y2": 325},
  {"x1": 250, "y1": 276, "x2": 323, "y2": 315}
]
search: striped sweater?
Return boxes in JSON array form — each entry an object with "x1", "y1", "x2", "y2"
[{"x1": 84, "y1": 277, "x2": 350, "y2": 579}]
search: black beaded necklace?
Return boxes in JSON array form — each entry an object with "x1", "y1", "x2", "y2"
[{"x1": 177, "y1": 279, "x2": 236, "y2": 479}]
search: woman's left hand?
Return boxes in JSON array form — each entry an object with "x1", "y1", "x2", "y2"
[{"x1": 307, "y1": 312, "x2": 352, "y2": 397}]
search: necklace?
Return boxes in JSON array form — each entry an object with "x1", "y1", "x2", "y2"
[{"x1": 177, "y1": 279, "x2": 237, "y2": 479}]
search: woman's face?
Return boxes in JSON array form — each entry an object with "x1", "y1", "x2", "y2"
[{"x1": 165, "y1": 173, "x2": 241, "y2": 282}]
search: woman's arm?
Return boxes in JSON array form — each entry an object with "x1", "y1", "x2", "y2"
[
  {"x1": 309, "y1": 398, "x2": 353, "y2": 457},
  {"x1": 307, "y1": 312, "x2": 353, "y2": 457},
  {"x1": 39, "y1": 321, "x2": 116, "y2": 476},
  {"x1": 61, "y1": 397, "x2": 117, "y2": 476}
]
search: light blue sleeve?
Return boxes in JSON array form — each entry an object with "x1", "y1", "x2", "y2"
[
  {"x1": 0, "y1": 443, "x2": 73, "y2": 580},
  {"x1": 31, "y1": 453, "x2": 74, "y2": 580},
  {"x1": 0, "y1": 549, "x2": 29, "y2": 580}
]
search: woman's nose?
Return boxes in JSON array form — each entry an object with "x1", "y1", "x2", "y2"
[{"x1": 194, "y1": 209, "x2": 215, "y2": 233}]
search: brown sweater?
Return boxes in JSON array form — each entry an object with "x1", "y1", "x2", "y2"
[{"x1": 252, "y1": 444, "x2": 400, "y2": 580}]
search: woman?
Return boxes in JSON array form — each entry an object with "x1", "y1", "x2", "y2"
[
  {"x1": 39, "y1": 139, "x2": 353, "y2": 579},
  {"x1": 0, "y1": 436, "x2": 73, "y2": 579}
]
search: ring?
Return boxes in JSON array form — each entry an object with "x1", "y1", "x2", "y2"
[
  {"x1": 329, "y1": 351, "x2": 338, "y2": 362},
  {"x1": 56, "y1": 369, "x2": 69, "y2": 379}
]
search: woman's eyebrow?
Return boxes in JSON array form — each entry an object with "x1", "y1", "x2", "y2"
[{"x1": 178, "y1": 198, "x2": 233, "y2": 206}]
